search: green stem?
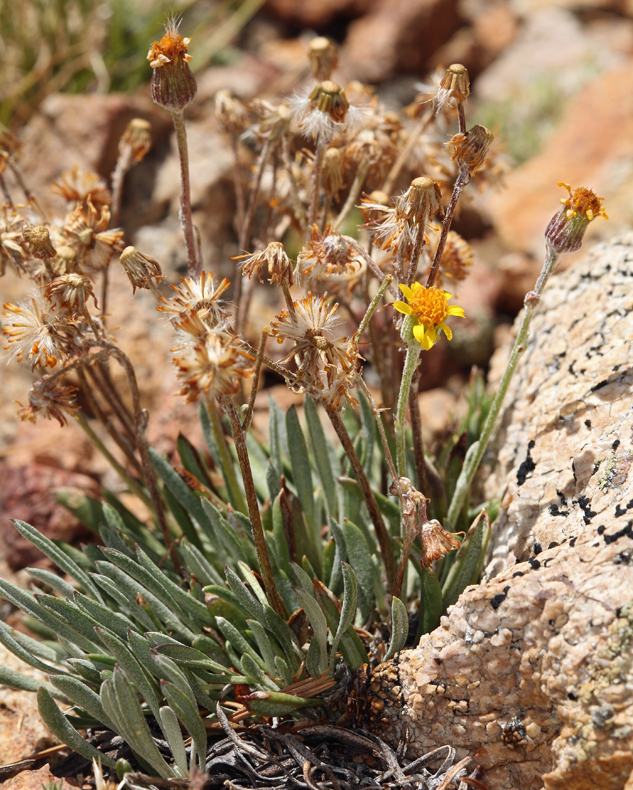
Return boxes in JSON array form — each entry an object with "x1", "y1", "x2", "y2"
[
  {"x1": 332, "y1": 161, "x2": 369, "y2": 232},
  {"x1": 355, "y1": 275, "x2": 393, "y2": 349},
  {"x1": 446, "y1": 245, "x2": 561, "y2": 528},
  {"x1": 394, "y1": 315, "x2": 421, "y2": 477},
  {"x1": 207, "y1": 398, "x2": 248, "y2": 516}
]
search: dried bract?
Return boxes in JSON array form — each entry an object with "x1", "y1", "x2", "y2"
[
  {"x1": 435, "y1": 64, "x2": 470, "y2": 113},
  {"x1": 65, "y1": 199, "x2": 124, "y2": 271},
  {"x1": 446, "y1": 125, "x2": 494, "y2": 176},
  {"x1": 432, "y1": 230, "x2": 473, "y2": 288},
  {"x1": 50, "y1": 166, "x2": 112, "y2": 210},
  {"x1": 120, "y1": 246, "x2": 165, "y2": 294},
  {"x1": 46, "y1": 273, "x2": 97, "y2": 317},
  {"x1": 17, "y1": 377, "x2": 78, "y2": 427},
  {"x1": 158, "y1": 272, "x2": 231, "y2": 327},
  {"x1": 237, "y1": 242, "x2": 294, "y2": 286},
  {"x1": 3, "y1": 294, "x2": 72, "y2": 368}
]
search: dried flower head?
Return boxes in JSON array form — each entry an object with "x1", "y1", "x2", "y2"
[
  {"x1": 172, "y1": 330, "x2": 253, "y2": 403},
  {"x1": 419, "y1": 519, "x2": 462, "y2": 568},
  {"x1": 446, "y1": 125, "x2": 494, "y2": 176},
  {"x1": 321, "y1": 362, "x2": 360, "y2": 412},
  {"x1": 119, "y1": 118, "x2": 152, "y2": 163},
  {"x1": 291, "y1": 81, "x2": 366, "y2": 141},
  {"x1": 65, "y1": 199, "x2": 124, "y2": 271},
  {"x1": 46, "y1": 273, "x2": 97, "y2": 317},
  {"x1": 214, "y1": 90, "x2": 250, "y2": 135},
  {"x1": 297, "y1": 226, "x2": 364, "y2": 293},
  {"x1": 545, "y1": 182, "x2": 608, "y2": 253},
  {"x1": 394, "y1": 283, "x2": 465, "y2": 349},
  {"x1": 3, "y1": 294, "x2": 72, "y2": 368},
  {"x1": 148, "y1": 20, "x2": 197, "y2": 111},
  {"x1": 435, "y1": 64, "x2": 470, "y2": 113},
  {"x1": 396, "y1": 176, "x2": 442, "y2": 222},
  {"x1": 120, "y1": 246, "x2": 165, "y2": 294},
  {"x1": 308, "y1": 37, "x2": 339, "y2": 82},
  {"x1": 0, "y1": 128, "x2": 22, "y2": 173},
  {"x1": 50, "y1": 166, "x2": 112, "y2": 210},
  {"x1": 17, "y1": 377, "x2": 78, "y2": 427},
  {"x1": 236, "y1": 242, "x2": 294, "y2": 286},
  {"x1": 23, "y1": 225, "x2": 56, "y2": 259},
  {"x1": 431, "y1": 230, "x2": 473, "y2": 288},
  {"x1": 322, "y1": 147, "x2": 345, "y2": 196},
  {"x1": 0, "y1": 207, "x2": 28, "y2": 275},
  {"x1": 157, "y1": 272, "x2": 231, "y2": 326}
]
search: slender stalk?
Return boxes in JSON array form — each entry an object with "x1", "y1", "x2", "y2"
[
  {"x1": 426, "y1": 170, "x2": 469, "y2": 289},
  {"x1": 356, "y1": 376, "x2": 398, "y2": 485},
  {"x1": 235, "y1": 137, "x2": 274, "y2": 331},
  {"x1": 355, "y1": 275, "x2": 393, "y2": 348},
  {"x1": 332, "y1": 162, "x2": 369, "y2": 232},
  {"x1": 324, "y1": 402, "x2": 396, "y2": 587},
  {"x1": 220, "y1": 396, "x2": 285, "y2": 618},
  {"x1": 457, "y1": 103, "x2": 466, "y2": 135},
  {"x1": 446, "y1": 245, "x2": 561, "y2": 528},
  {"x1": 281, "y1": 136, "x2": 306, "y2": 231},
  {"x1": 102, "y1": 144, "x2": 133, "y2": 317},
  {"x1": 382, "y1": 109, "x2": 434, "y2": 196},
  {"x1": 242, "y1": 327, "x2": 269, "y2": 432},
  {"x1": 345, "y1": 237, "x2": 400, "y2": 300},
  {"x1": 308, "y1": 139, "x2": 325, "y2": 230},
  {"x1": 207, "y1": 398, "x2": 248, "y2": 514},
  {"x1": 171, "y1": 109, "x2": 199, "y2": 277},
  {"x1": 74, "y1": 413, "x2": 152, "y2": 509},
  {"x1": 408, "y1": 365, "x2": 429, "y2": 496},
  {"x1": 406, "y1": 223, "x2": 426, "y2": 287},
  {"x1": 394, "y1": 316, "x2": 421, "y2": 477},
  {"x1": 231, "y1": 136, "x2": 246, "y2": 230}
]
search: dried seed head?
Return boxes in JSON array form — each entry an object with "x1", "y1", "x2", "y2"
[
  {"x1": 359, "y1": 190, "x2": 390, "y2": 222},
  {"x1": 50, "y1": 166, "x2": 112, "y2": 210},
  {"x1": 291, "y1": 81, "x2": 366, "y2": 141},
  {"x1": 119, "y1": 118, "x2": 152, "y2": 163},
  {"x1": 446, "y1": 125, "x2": 494, "y2": 175},
  {"x1": 46, "y1": 273, "x2": 96, "y2": 317},
  {"x1": 322, "y1": 147, "x2": 345, "y2": 195},
  {"x1": 308, "y1": 37, "x2": 339, "y2": 81},
  {"x1": 311, "y1": 81, "x2": 349, "y2": 121},
  {"x1": 158, "y1": 271, "x2": 231, "y2": 327},
  {"x1": 297, "y1": 226, "x2": 364, "y2": 294},
  {"x1": 396, "y1": 176, "x2": 442, "y2": 222},
  {"x1": 236, "y1": 242, "x2": 294, "y2": 286},
  {"x1": 120, "y1": 246, "x2": 165, "y2": 294},
  {"x1": 436, "y1": 64, "x2": 470, "y2": 113},
  {"x1": 0, "y1": 208, "x2": 28, "y2": 275},
  {"x1": 432, "y1": 230, "x2": 473, "y2": 288},
  {"x1": 419, "y1": 519, "x2": 462, "y2": 568},
  {"x1": 148, "y1": 24, "x2": 197, "y2": 111},
  {"x1": 23, "y1": 225, "x2": 56, "y2": 258},
  {"x1": 65, "y1": 200, "x2": 124, "y2": 271},
  {"x1": 3, "y1": 294, "x2": 72, "y2": 369},
  {"x1": 545, "y1": 182, "x2": 608, "y2": 253},
  {"x1": 17, "y1": 377, "x2": 78, "y2": 427},
  {"x1": 214, "y1": 90, "x2": 250, "y2": 135}
]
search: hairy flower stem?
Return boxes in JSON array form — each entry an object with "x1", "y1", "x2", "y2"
[
  {"x1": 308, "y1": 140, "x2": 326, "y2": 230},
  {"x1": 332, "y1": 161, "x2": 369, "y2": 232},
  {"x1": 324, "y1": 403, "x2": 396, "y2": 587},
  {"x1": 446, "y1": 245, "x2": 561, "y2": 528},
  {"x1": 171, "y1": 109, "x2": 199, "y2": 278},
  {"x1": 235, "y1": 137, "x2": 274, "y2": 331},
  {"x1": 207, "y1": 398, "x2": 248, "y2": 515},
  {"x1": 426, "y1": 169, "x2": 470, "y2": 288},
  {"x1": 220, "y1": 396, "x2": 286, "y2": 618},
  {"x1": 102, "y1": 143, "x2": 134, "y2": 317},
  {"x1": 395, "y1": 315, "x2": 421, "y2": 477},
  {"x1": 242, "y1": 327, "x2": 269, "y2": 432},
  {"x1": 231, "y1": 136, "x2": 246, "y2": 230},
  {"x1": 355, "y1": 274, "x2": 393, "y2": 347},
  {"x1": 281, "y1": 136, "x2": 306, "y2": 231},
  {"x1": 382, "y1": 109, "x2": 433, "y2": 195},
  {"x1": 457, "y1": 103, "x2": 466, "y2": 135},
  {"x1": 406, "y1": 223, "x2": 426, "y2": 287},
  {"x1": 408, "y1": 365, "x2": 430, "y2": 496},
  {"x1": 346, "y1": 238, "x2": 400, "y2": 300}
]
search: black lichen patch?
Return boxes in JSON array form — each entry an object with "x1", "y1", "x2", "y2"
[
  {"x1": 601, "y1": 520, "x2": 633, "y2": 545},
  {"x1": 590, "y1": 379, "x2": 609, "y2": 392},
  {"x1": 528, "y1": 558, "x2": 541, "y2": 570},
  {"x1": 578, "y1": 495, "x2": 597, "y2": 524},
  {"x1": 585, "y1": 419, "x2": 592, "y2": 429},
  {"x1": 490, "y1": 586, "x2": 510, "y2": 610},
  {"x1": 549, "y1": 504, "x2": 570, "y2": 517},
  {"x1": 533, "y1": 542, "x2": 542, "y2": 555},
  {"x1": 548, "y1": 541, "x2": 559, "y2": 549},
  {"x1": 517, "y1": 440, "x2": 536, "y2": 486},
  {"x1": 614, "y1": 550, "x2": 633, "y2": 565}
]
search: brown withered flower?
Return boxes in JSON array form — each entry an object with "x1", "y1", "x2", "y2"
[
  {"x1": 65, "y1": 199, "x2": 124, "y2": 271},
  {"x1": 120, "y1": 246, "x2": 165, "y2": 294},
  {"x1": 236, "y1": 242, "x2": 294, "y2": 286},
  {"x1": 157, "y1": 272, "x2": 231, "y2": 327},
  {"x1": 46, "y1": 273, "x2": 97, "y2": 317},
  {"x1": 297, "y1": 226, "x2": 364, "y2": 293},
  {"x1": 545, "y1": 182, "x2": 608, "y2": 254},
  {"x1": 50, "y1": 166, "x2": 112, "y2": 210},
  {"x1": 435, "y1": 64, "x2": 470, "y2": 113},
  {"x1": 23, "y1": 225, "x2": 56, "y2": 259},
  {"x1": 148, "y1": 20, "x2": 197, "y2": 111},
  {"x1": 430, "y1": 229, "x2": 473, "y2": 288},
  {"x1": 446, "y1": 125, "x2": 494, "y2": 176},
  {"x1": 322, "y1": 148, "x2": 345, "y2": 196},
  {"x1": 3, "y1": 294, "x2": 72, "y2": 369},
  {"x1": 308, "y1": 37, "x2": 339, "y2": 82},
  {"x1": 172, "y1": 330, "x2": 254, "y2": 403},
  {"x1": 17, "y1": 377, "x2": 78, "y2": 427},
  {"x1": 0, "y1": 207, "x2": 28, "y2": 275},
  {"x1": 119, "y1": 118, "x2": 152, "y2": 163},
  {"x1": 214, "y1": 90, "x2": 250, "y2": 135},
  {"x1": 290, "y1": 81, "x2": 366, "y2": 141}
]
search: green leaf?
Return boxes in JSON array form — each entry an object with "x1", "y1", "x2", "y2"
[
  {"x1": 291, "y1": 562, "x2": 316, "y2": 598},
  {"x1": 89, "y1": 573, "x2": 157, "y2": 632},
  {"x1": 329, "y1": 563, "x2": 357, "y2": 671},
  {"x1": 161, "y1": 680, "x2": 207, "y2": 769},
  {"x1": 199, "y1": 499, "x2": 250, "y2": 568},
  {"x1": 51, "y1": 675, "x2": 117, "y2": 732},
  {"x1": 0, "y1": 620, "x2": 64, "y2": 675},
  {"x1": 286, "y1": 406, "x2": 315, "y2": 539},
  {"x1": 0, "y1": 666, "x2": 57, "y2": 694},
  {"x1": 224, "y1": 566, "x2": 266, "y2": 624},
  {"x1": 159, "y1": 706, "x2": 189, "y2": 777},
  {"x1": 442, "y1": 513, "x2": 489, "y2": 609},
  {"x1": 179, "y1": 540, "x2": 224, "y2": 587},
  {"x1": 55, "y1": 491, "x2": 104, "y2": 534},
  {"x1": 246, "y1": 620, "x2": 278, "y2": 678},
  {"x1": 245, "y1": 691, "x2": 322, "y2": 717},
  {"x1": 239, "y1": 653, "x2": 279, "y2": 691},
  {"x1": 272, "y1": 491, "x2": 292, "y2": 576},
  {"x1": 13, "y1": 520, "x2": 103, "y2": 602},
  {"x1": 292, "y1": 588, "x2": 328, "y2": 677},
  {"x1": 327, "y1": 517, "x2": 347, "y2": 596},
  {"x1": 304, "y1": 398, "x2": 338, "y2": 518},
  {"x1": 263, "y1": 604, "x2": 300, "y2": 674},
  {"x1": 27, "y1": 567, "x2": 77, "y2": 599},
  {"x1": 215, "y1": 617, "x2": 265, "y2": 669},
  {"x1": 384, "y1": 597, "x2": 408, "y2": 661},
  {"x1": 341, "y1": 520, "x2": 374, "y2": 622},
  {"x1": 357, "y1": 389, "x2": 376, "y2": 476},
  {"x1": 38, "y1": 687, "x2": 116, "y2": 767},
  {"x1": 421, "y1": 569, "x2": 443, "y2": 634},
  {"x1": 73, "y1": 592, "x2": 141, "y2": 639},
  {"x1": 34, "y1": 594, "x2": 105, "y2": 650}
]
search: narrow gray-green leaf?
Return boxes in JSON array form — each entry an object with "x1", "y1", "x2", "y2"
[
  {"x1": 292, "y1": 588, "x2": 328, "y2": 676},
  {"x1": 38, "y1": 687, "x2": 116, "y2": 767},
  {"x1": 73, "y1": 592, "x2": 141, "y2": 639},
  {"x1": 0, "y1": 620, "x2": 65, "y2": 675},
  {"x1": 329, "y1": 563, "x2": 357, "y2": 671},
  {"x1": 224, "y1": 566, "x2": 266, "y2": 624},
  {"x1": 179, "y1": 540, "x2": 224, "y2": 587},
  {"x1": 286, "y1": 406, "x2": 315, "y2": 534},
  {"x1": 161, "y1": 680, "x2": 207, "y2": 770},
  {"x1": 215, "y1": 618, "x2": 265, "y2": 669},
  {"x1": 51, "y1": 675, "x2": 117, "y2": 731},
  {"x1": 0, "y1": 666, "x2": 57, "y2": 694},
  {"x1": 384, "y1": 597, "x2": 408, "y2": 661},
  {"x1": 442, "y1": 516, "x2": 487, "y2": 609},
  {"x1": 246, "y1": 620, "x2": 278, "y2": 678},
  {"x1": 290, "y1": 562, "x2": 316, "y2": 598},
  {"x1": 239, "y1": 653, "x2": 279, "y2": 691},
  {"x1": 304, "y1": 398, "x2": 338, "y2": 518},
  {"x1": 341, "y1": 520, "x2": 374, "y2": 622},
  {"x1": 159, "y1": 706, "x2": 189, "y2": 777},
  {"x1": 27, "y1": 567, "x2": 76, "y2": 598},
  {"x1": 89, "y1": 573, "x2": 156, "y2": 632}
]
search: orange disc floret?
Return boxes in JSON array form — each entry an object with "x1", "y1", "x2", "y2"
[
  {"x1": 558, "y1": 182, "x2": 608, "y2": 222},
  {"x1": 545, "y1": 182, "x2": 608, "y2": 254},
  {"x1": 148, "y1": 29, "x2": 193, "y2": 69},
  {"x1": 393, "y1": 283, "x2": 465, "y2": 350}
]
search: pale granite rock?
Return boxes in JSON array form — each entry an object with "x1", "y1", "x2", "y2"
[{"x1": 370, "y1": 234, "x2": 633, "y2": 790}]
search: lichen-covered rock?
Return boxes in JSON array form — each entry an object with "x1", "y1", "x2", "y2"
[{"x1": 370, "y1": 234, "x2": 633, "y2": 790}]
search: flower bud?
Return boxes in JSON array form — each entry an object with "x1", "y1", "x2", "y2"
[
  {"x1": 545, "y1": 182, "x2": 608, "y2": 253},
  {"x1": 147, "y1": 25, "x2": 197, "y2": 111},
  {"x1": 438, "y1": 64, "x2": 470, "y2": 106},
  {"x1": 446, "y1": 124, "x2": 494, "y2": 175},
  {"x1": 396, "y1": 176, "x2": 442, "y2": 222},
  {"x1": 309, "y1": 81, "x2": 349, "y2": 123},
  {"x1": 308, "y1": 37, "x2": 339, "y2": 81},
  {"x1": 23, "y1": 225, "x2": 56, "y2": 258}
]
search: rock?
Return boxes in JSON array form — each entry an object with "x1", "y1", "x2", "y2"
[
  {"x1": 263, "y1": 0, "x2": 372, "y2": 29},
  {"x1": 370, "y1": 234, "x2": 633, "y2": 790},
  {"x1": 340, "y1": 0, "x2": 461, "y2": 84},
  {"x1": 485, "y1": 53, "x2": 633, "y2": 257},
  {"x1": 1, "y1": 765, "x2": 78, "y2": 790}
]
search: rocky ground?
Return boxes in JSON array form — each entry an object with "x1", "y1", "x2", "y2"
[{"x1": 1, "y1": 0, "x2": 633, "y2": 787}]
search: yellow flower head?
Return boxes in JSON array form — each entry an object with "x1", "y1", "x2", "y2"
[{"x1": 393, "y1": 283, "x2": 465, "y2": 350}]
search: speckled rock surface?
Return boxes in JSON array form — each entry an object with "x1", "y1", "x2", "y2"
[{"x1": 370, "y1": 234, "x2": 633, "y2": 790}]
